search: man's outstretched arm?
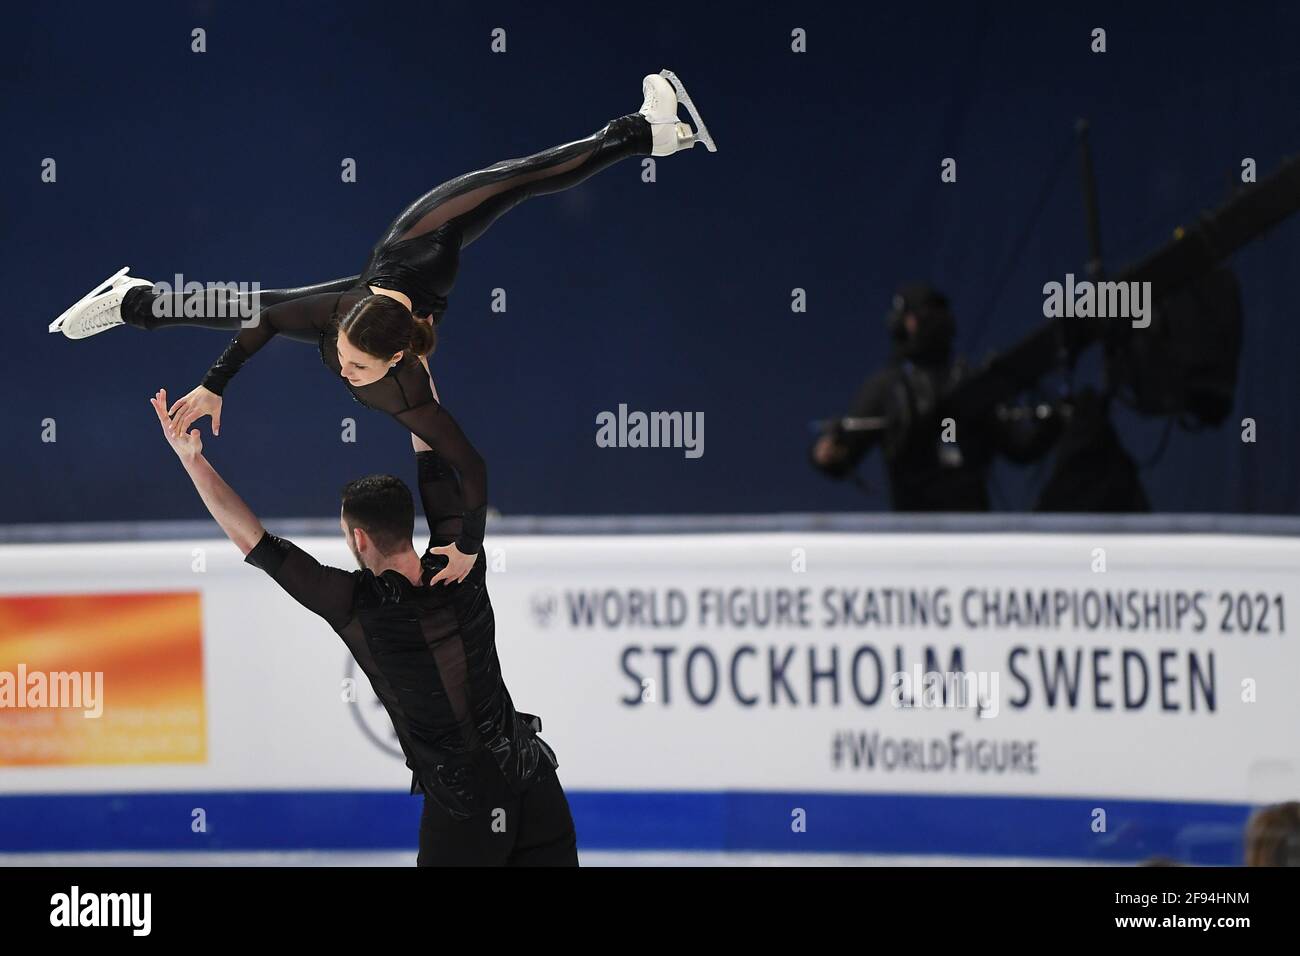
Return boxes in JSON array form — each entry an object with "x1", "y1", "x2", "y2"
[
  {"x1": 150, "y1": 388, "x2": 264, "y2": 555},
  {"x1": 150, "y1": 388, "x2": 356, "y2": 627}
]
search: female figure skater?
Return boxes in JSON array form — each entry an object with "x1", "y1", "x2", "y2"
[{"x1": 50, "y1": 70, "x2": 715, "y2": 580}]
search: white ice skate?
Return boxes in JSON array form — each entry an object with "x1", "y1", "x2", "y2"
[
  {"x1": 638, "y1": 69, "x2": 717, "y2": 155},
  {"x1": 48, "y1": 266, "x2": 154, "y2": 339}
]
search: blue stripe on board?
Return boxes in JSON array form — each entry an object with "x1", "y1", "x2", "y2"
[{"x1": 0, "y1": 790, "x2": 1253, "y2": 864}]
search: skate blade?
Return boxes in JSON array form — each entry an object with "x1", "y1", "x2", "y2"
[
  {"x1": 49, "y1": 266, "x2": 130, "y2": 333},
  {"x1": 659, "y1": 69, "x2": 717, "y2": 152}
]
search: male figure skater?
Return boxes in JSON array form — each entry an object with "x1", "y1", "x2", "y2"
[{"x1": 147, "y1": 379, "x2": 577, "y2": 866}]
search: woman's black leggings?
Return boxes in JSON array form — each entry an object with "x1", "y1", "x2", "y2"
[{"x1": 123, "y1": 113, "x2": 653, "y2": 343}]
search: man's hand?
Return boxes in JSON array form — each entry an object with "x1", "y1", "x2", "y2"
[
  {"x1": 813, "y1": 433, "x2": 847, "y2": 468},
  {"x1": 151, "y1": 389, "x2": 203, "y2": 461},
  {"x1": 169, "y1": 384, "x2": 223, "y2": 436},
  {"x1": 428, "y1": 542, "x2": 475, "y2": 585},
  {"x1": 149, "y1": 388, "x2": 264, "y2": 555}
]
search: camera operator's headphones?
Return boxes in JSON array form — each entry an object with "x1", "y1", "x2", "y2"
[{"x1": 885, "y1": 283, "x2": 957, "y2": 356}]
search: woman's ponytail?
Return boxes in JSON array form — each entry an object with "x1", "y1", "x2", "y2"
[{"x1": 409, "y1": 318, "x2": 436, "y2": 357}]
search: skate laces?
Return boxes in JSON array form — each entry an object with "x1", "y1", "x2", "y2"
[{"x1": 81, "y1": 282, "x2": 130, "y2": 330}]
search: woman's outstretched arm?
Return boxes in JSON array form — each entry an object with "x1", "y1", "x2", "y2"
[
  {"x1": 351, "y1": 352, "x2": 487, "y2": 560},
  {"x1": 199, "y1": 289, "x2": 353, "y2": 395},
  {"x1": 169, "y1": 288, "x2": 359, "y2": 435},
  {"x1": 409, "y1": 369, "x2": 481, "y2": 586}
]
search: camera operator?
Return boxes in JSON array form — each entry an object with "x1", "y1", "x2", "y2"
[{"x1": 811, "y1": 284, "x2": 1061, "y2": 510}]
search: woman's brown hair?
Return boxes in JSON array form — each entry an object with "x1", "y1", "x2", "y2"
[{"x1": 338, "y1": 294, "x2": 435, "y2": 360}]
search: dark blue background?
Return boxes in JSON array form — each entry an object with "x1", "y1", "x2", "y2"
[{"x1": 3, "y1": 0, "x2": 1298, "y2": 523}]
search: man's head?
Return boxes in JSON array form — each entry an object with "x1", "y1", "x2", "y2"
[
  {"x1": 339, "y1": 474, "x2": 415, "y2": 570},
  {"x1": 886, "y1": 283, "x2": 956, "y2": 361}
]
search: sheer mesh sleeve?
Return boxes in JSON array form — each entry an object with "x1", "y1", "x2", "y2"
[
  {"x1": 415, "y1": 449, "x2": 466, "y2": 553},
  {"x1": 201, "y1": 290, "x2": 353, "y2": 395},
  {"x1": 344, "y1": 355, "x2": 488, "y2": 555},
  {"x1": 244, "y1": 530, "x2": 359, "y2": 629}
]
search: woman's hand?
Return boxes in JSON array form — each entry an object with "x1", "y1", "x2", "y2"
[
  {"x1": 169, "y1": 385, "x2": 223, "y2": 436},
  {"x1": 428, "y1": 542, "x2": 475, "y2": 585}
]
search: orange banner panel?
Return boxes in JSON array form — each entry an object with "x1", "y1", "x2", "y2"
[{"x1": 0, "y1": 592, "x2": 206, "y2": 766}]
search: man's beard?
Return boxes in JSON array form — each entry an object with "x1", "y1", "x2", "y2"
[{"x1": 346, "y1": 539, "x2": 366, "y2": 570}]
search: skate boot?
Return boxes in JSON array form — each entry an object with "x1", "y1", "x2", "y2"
[
  {"x1": 637, "y1": 69, "x2": 717, "y2": 155},
  {"x1": 49, "y1": 267, "x2": 154, "y2": 339}
]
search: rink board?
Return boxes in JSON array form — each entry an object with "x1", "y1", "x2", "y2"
[{"x1": 0, "y1": 530, "x2": 1296, "y2": 863}]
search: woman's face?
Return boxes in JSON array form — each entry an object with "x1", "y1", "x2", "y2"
[{"x1": 337, "y1": 330, "x2": 402, "y2": 386}]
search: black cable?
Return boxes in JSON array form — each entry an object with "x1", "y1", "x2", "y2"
[
  {"x1": 1137, "y1": 414, "x2": 1178, "y2": 470},
  {"x1": 966, "y1": 130, "x2": 1079, "y2": 353}
]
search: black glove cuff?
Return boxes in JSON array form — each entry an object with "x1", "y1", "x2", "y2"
[
  {"x1": 454, "y1": 505, "x2": 487, "y2": 555},
  {"x1": 201, "y1": 338, "x2": 252, "y2": 396}
]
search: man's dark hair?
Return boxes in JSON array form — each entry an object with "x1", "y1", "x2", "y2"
[{"x1": 340, "y1": 475, "x2": 414, "y2": 555}]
